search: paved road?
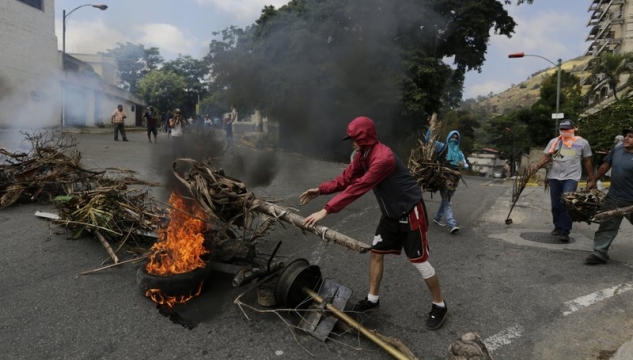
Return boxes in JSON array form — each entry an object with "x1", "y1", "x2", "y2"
[{"x1": 2, "y1": 129, "x2": 633, "y2": 359}]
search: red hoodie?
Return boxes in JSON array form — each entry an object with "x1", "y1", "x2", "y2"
[{"x1": 319, "y1": 117, "x2": 422, "y2": 218}]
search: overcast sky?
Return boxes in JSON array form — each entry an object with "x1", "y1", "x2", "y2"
[{"x1": 54, "y1": 0, "x2": 591, "y2": 100}]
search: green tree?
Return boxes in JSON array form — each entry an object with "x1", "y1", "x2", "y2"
[
  {"x1": 578, "y1": 98, "x2": 633, "y2": 152},
  {"x1": 162, "y1": 55, "x2": 210, "y2": 115},
  {"x1": 102, "y1": 42, "x2": 163, "y2": 94},
  {"x1": 136, "y1": 70, "x2": 187, "y2": 115}
]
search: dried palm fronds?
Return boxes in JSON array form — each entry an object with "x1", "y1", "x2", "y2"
[
  {"x1": 505, "y1": 159, "x2": 552, "y2": 224},
  {"x1": 408, "y1": 113, "x2": 463, "y2": 193},
  {"x1": 171, "y1": 158, "x2": 371, "y2": 253},
  {"x1": 408, "y1": 160, "x2": 462, "y2": 192},
  {"x1": 0, "y1": 132, "x2": 102, "y2": 208},
  {"x1": 562, "y1": 189, "x2": 606, "y2": 224},
  {"x1": 172, "y1": 158, "x2": 256, "y2": 228},
  {"x1": 53, "y1": 181, "x2": 163, "y2": 245}
]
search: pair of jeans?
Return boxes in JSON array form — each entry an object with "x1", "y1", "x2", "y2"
[
  {"x1": 548, "y1": 178, "x2": 578, "y2": 233},
  {"x1": 434, "y1": 189, "x2": 457, "y2": 228},
  {"x1": 592, "y1": 196, "x2": 633, "y2": 260}
]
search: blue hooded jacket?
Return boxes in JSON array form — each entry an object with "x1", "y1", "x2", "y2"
[{"x1": 425, "y1": 129, "x2": 468, "y2": 169}]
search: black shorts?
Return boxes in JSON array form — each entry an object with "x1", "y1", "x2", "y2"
[{"x1": 371, "y1": 202, "x2": 429, "y2": 263}]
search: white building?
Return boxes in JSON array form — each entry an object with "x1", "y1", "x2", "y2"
[
  {"x1": 467, "y1": 148, "x2": 505, "y2": 178},
  {"x1": 0, "y1": 0, "x2": 144, "y2": 129},
  {"x1": 584, "y1": 0, "x2": 633, "y2": 105},
  {"x1": 0, "y1": 0, "x2": 61, "y2": 128}
]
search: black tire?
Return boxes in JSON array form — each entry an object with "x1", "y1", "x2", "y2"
[
  {"x1": 136, "y1": 261, "x2": 211, "y2": 297},
  {"x1": 274, "y1": 258, "x2": 322, "y2": 308}
]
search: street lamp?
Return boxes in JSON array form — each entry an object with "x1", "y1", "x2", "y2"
[
  {"x1": 508, "y1": 52, "x2": 562, "y2": 137},
  {"x1": 505, "y1": 127, "x2": 516, "y2": 177},
  {"x1": 62, "y1": 4, "x2": 108, "y2": 64},
  {"x1": 61, "y1": 4, "x2": 107, "y2": 128}
]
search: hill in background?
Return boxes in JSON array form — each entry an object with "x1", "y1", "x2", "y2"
[{"x1": 472, "y1": 56, "x2": 592, "y2": 115}]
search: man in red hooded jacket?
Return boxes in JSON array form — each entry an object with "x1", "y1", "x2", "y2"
[{"x1": 301, "y1": 116, "x2": 448, "y2": 330}]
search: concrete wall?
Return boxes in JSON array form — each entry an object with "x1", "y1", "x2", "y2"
[
  {"x1": 229, "y1": 110, "x2": 279, "y2": 148},
  {"x1": 71, "y1": 53, "x2": 119, "y2": 86},
  {"x1": 468, "y1": 154, "x2": 505, "y2": 177},
  {"x1": 0, "y1": 0, "x2": 61, "y2": 128}
]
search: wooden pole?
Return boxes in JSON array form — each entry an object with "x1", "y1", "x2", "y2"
[
  {"x1": 252, "y1": 199, "x2": 371, "y2": 254},
  {"x1": 81, "y1": 255, "x2": 148, "y2": 275},
  {"x1": 304, "y1": 288, "x2": 414, "y2": 360},
  {"x1": 93, "y1": 229, "x2": 119, "y2": 264},
  {"x1": 592, "y1": 204, "x2": 633, "y2": 222}
]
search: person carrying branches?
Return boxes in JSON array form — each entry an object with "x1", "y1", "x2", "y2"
[
  {"x1": 584, "y1": 127, "x2": 633, "y2": 265},
  {"x1": 425, "y1": 125, "x2": 469, "y2": 235},
  {"x1": 531, "y1": 119, "x2": 593, "y2": 243}
]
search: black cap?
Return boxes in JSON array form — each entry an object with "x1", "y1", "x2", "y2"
[
  {"x1": 558, "y1": 119, "x2": 575, "y2": 130},
  {"x1": 623, "y1": 128, "x2": 633, "y2": 136}
]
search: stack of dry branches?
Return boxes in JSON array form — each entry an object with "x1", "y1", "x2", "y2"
[
  {"x1": 0, "y1": 132, "x2": 103, "y2": 208},
  {"x1": 408, "y1": 113, "x2": 462, "y2": 193},
  {"x1": 172, "y1": 158, "x2": 371, "y2": 253},
  {"x1": 172, "y1": 158, "x2": 260, "y2": 229},
  {"x1": 1, "y1": 132, "x2": 165, "y2": 263},
  {"x1": 171, "y1": 157, "x2": 274, "y2": 262},
  {"x1": 53, "y1": 182, "x2": 163, "y2": 243},
  {"x1": 562, "y1": 189, "x2": 606, "y2": 224}
]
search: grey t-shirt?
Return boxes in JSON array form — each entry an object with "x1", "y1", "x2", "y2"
[
  {"x1": 543, "y1": 137, "x2": 592, "y2": 181},
  {"x1": 605, "y1": 146, "x2": 633, "y2": 202}
]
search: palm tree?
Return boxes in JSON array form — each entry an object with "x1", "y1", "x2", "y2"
[{"x1": 588, "y1": 52, "x2": 633, "y2": 102}]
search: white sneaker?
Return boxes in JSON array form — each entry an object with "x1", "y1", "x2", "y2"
[
  {"x1": 433, "y1": 218, "x2": 447, "y2": 227},
  {"x1": 450, "y1": 226, "x2": 460, "y2": 234}
]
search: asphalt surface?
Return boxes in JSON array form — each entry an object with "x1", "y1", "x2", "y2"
[{"x1": 2, "y1": 128, "x2": 633, "y2": 360}]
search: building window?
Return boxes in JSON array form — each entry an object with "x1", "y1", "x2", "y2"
[{"x1": 17, "y1": 0, "x2": 43, "y2": 10}]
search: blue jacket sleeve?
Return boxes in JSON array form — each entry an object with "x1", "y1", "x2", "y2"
[{"x1": 425, "y1": 128, "x2": 445, "y2": 153}]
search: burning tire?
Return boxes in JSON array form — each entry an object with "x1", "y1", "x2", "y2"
[{"x1": 136, "y1": 261, "x2": 211, "y2": 297}]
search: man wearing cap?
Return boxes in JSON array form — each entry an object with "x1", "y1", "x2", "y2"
[
  {"x1": 585, "y1": 128, "x2": 633, "y2": 265},
  {"x1": 532, "y1": 119, "x2": 594, "y2": 242},
  {"x1": 300, "y1": 116, "x2": 449, "y2": 330}
]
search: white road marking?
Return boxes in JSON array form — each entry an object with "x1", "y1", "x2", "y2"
[
  {"x1": 484, "y1": 284, "x2": 633, "y2": 353},
  {"x1": 484, "y1": 324, "x2": 524, "y2": 353},
  {"x1": 562, "y1": 283, "x2": 633, "y2": 316}
]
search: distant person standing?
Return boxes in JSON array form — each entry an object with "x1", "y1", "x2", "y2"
[
  {"x1": 224, "y1": 113, "x2": 236, "y2": 149},
  {"x1": 111, "y1": 104, "x2": 128, "y2": 142},
  {"x1": 169, "y1": 109, "x2": 186, "y2": 157},
  {"x1": 143, "y1": 106, "x2": 158, "y2": 143},
  {"x1": 161, "y1": 111, "x2": 170, "y2": 133},
  {"x1": 503, "y1": 160, "x2": 511, "y2": 179},
  {"x1": 531, "y1": 119, "x2": 593, "y2": 242}
]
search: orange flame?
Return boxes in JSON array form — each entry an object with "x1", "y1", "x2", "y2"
[
  {"x1": 146, "y1": 191, "x2": 208, "y2": 276},
  {"x1": 145, "y1": 282, "x2": 204, "y2": 308}
]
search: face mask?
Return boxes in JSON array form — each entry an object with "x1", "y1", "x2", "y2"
[{"x1": 449, "y1": 138, "x2": 458, "y2": 145}]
